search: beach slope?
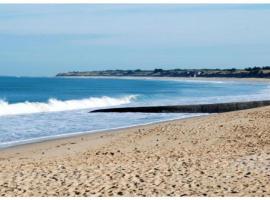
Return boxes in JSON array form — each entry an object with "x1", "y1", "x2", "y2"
[{"x1": 0, "y1": 106, "x2": 270, "y2": 196}]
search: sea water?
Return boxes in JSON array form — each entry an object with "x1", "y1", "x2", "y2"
[{"x1": 0, "y1": 76, "x2": 269, "y2": 148}]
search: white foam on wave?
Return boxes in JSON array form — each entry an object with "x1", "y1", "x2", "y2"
[{"x1": 0, "y1": 95, "x2": 137, "y2": 116}]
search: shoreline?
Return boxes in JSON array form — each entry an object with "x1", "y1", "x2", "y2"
[
  {"x1": 56, "y1": 75, "x2": 270, "y2": 82},
  {"x1": 1, "y1": 77, "x2": 269, "y2": 150},
  {"x1": 4, "y1": 94, "x2": 270, "y2": 150},
  {"x1": 1, "y1": 106, "x2": 270, "y2": 196},
  {"x1": 0, "y1": 113, "x2": 207, "y2": 151}
]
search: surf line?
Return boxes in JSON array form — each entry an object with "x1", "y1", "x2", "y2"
[{"x1": 91, "y1": 100, "x2": 270, "y2": 113}]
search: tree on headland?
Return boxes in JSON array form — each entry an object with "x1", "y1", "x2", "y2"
[
  {"x1": 154, "y1": 68, "x2": 163, "y2": 73},
  {"x1": 228, "y1": 68, "x2": 236, "y2": 72}
]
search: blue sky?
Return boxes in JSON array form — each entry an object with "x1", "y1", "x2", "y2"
[{"x1": 0, "y1": 4, "x2": 270, "y2": 76}]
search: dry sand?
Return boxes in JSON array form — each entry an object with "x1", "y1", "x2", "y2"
[{"x1": 0, "y1": 106, "x2": 270, "y2": 196}]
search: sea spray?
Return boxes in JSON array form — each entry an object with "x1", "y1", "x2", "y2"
[{"x1": 0, "y1": 95, "x2": 137, "y2": 116}]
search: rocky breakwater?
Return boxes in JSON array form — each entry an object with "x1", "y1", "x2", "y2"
[{"x1": 91, "y1": 100, "x2": 270, "y2": 113}]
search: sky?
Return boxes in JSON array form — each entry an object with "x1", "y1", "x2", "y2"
[{"x1": 0, "y1": 4, "x2": 270, "y2": 76}]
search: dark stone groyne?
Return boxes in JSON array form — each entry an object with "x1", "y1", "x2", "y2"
[{"x1": 91, "y1": 100, "x2": 270, "y2": 113}]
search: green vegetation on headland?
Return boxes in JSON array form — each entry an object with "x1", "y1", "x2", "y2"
[{"x1": 56, "y1": 66, "x2": 270, "y2": 78}]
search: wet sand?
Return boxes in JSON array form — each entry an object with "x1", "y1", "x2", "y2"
[{"x1": 0, "y1": 106, "x2": 270, "y2": 196}]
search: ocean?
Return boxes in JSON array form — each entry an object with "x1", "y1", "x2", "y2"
[{"x1": 0, "y1": 76, "x2": 269, "y2": 148}]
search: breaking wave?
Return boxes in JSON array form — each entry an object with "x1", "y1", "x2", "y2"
[{"x1": 0, "y1": 95, "x2": 137, "y2": 116}]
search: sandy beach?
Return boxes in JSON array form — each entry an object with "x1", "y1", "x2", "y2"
[{"x1": 0, "y1": 106, "x2": 270, "y2": 196}]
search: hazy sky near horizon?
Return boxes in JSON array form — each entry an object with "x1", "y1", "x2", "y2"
[{"x1": 0, "y1": 4, "x2": 270, "y2": 76}]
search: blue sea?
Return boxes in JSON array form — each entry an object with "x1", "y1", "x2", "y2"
[{"x1": 0, "y1": 76, "x2": 269, "y2": 148}]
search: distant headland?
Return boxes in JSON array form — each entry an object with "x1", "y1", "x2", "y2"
[{"x1": 56, "y1": 66, "x2": 270, "y2": 78}]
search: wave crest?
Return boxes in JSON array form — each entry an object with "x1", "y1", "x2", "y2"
[{"x1": 0, "y1": 95, "x2": 137, "y2": 116}]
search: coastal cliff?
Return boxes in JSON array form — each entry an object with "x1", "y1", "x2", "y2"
[{"x1": 56, "y1": 67, "x2": 270, "y2": 78}]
